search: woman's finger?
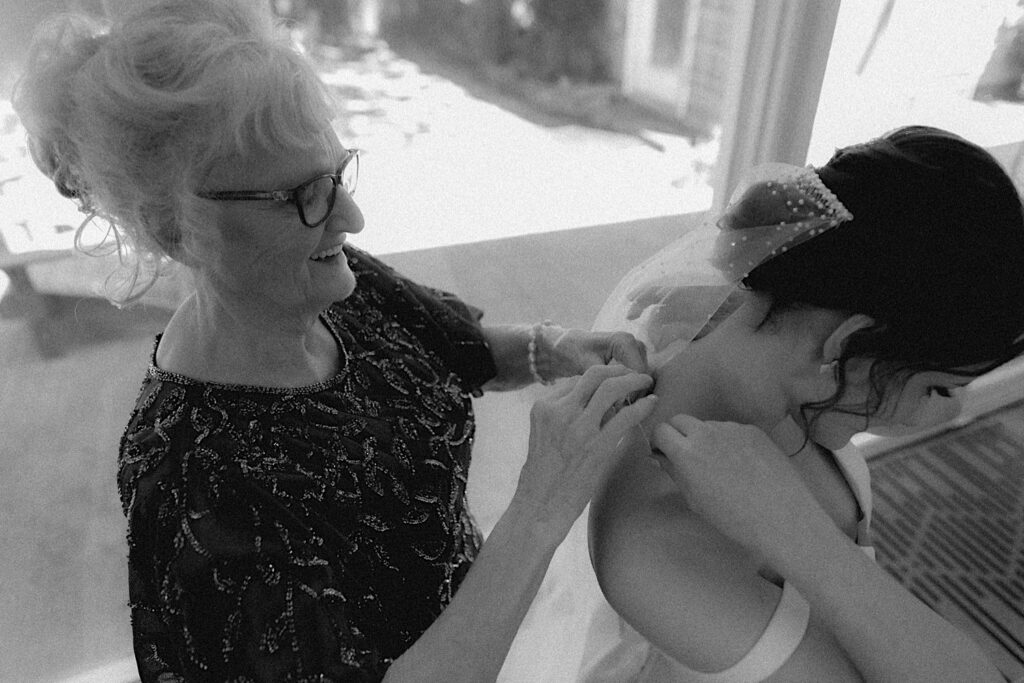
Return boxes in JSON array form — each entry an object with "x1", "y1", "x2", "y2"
[
  {"x1": 651, "y1": 420, "x2": 696, "y2": 461},
  {"x1": 648, "y1": 423, "x2": 692, "y2": 481},
  {"x1": 564, "y1": 363, "x2": 635, "y2": 406},
  {"x1": 665, "y1": 413, "x2": 705, "y2": 437},
  {"x1": 601, "y1": 393, "x2": 659, "y2": 437},
  {"x1": 607, "y1": 333, "x2": 649, "y2": 373},
  {"x1": 545, "y1": 374, "x2": 578, "y2": 399},
  {"x1": 653, "y1": 420, "x2": 690, "y2": 450},
  {"x1": 580, "y1": 371, "x2": 654, "y2": 426}
]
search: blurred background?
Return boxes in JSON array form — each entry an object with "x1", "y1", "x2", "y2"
[{"x1": 1, "y1": 1, "x2": 1023, "y2": 681}]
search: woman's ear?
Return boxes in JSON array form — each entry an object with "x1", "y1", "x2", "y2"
[{"x1": 820, "y1": 313, "x2": 876, "y2": 365}]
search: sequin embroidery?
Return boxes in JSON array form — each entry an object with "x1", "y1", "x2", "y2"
[{"x1": 118, "y1": 247, "x2": 497, "y2": 682}]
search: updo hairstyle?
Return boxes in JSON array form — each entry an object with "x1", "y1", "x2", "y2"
[
  {"x1": 743, "y1": 126, "x2": 1024, "y2": 416},
  {"x1": 12, "y1": 0, "x2": 337, "y2": 304}
]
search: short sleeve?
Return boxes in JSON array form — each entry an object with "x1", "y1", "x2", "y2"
[
  {"x1": 344, "y1": 246, "x2": 497, "y2": 394},
  {"x1": 125, "y1": 455, "x2": 387, "y2": 683}
]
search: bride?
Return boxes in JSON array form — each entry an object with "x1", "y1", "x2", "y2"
[{"x1": 500, "y1": 125, "x2": 1024, "y2": 682}]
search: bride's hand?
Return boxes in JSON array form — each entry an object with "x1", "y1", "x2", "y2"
[{"x1": 650, "y1": 414, "x2": 828, "y2": 563}]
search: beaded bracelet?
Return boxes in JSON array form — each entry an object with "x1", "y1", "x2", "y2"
[{"x1": 528, "y1": 320, "x2": 556, "y2": 386}]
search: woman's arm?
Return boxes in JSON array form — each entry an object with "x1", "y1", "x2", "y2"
[
  {"x1": 481, "y1": 324, "x2": 647, "y2": 390},
  {"x1": 652, "y1": 416, "x2": 1003, "y2": 682},
  {"x1": 385, "y1": 495, "x2": 575, "y2": 681},
  {"x1": 385, "y1": 365, "x2": 658, "y2": 682}
]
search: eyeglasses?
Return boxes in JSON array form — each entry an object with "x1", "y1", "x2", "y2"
[{"x1": 197, "y1": 149, "x2": 360, "y2": 228}]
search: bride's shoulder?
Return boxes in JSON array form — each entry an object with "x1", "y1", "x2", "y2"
[
  {"x1": 587, "y1": 447, "x2": 773, "y2": 669},
  {"x1": 589, "y1": 445, "x2": 744, "y2": 586}
]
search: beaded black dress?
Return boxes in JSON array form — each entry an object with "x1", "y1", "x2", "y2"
[{"x1": 118, "y1": 247, "x2": 497, "y2": 682}]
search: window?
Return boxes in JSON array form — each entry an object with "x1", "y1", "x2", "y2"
[
  {"x1": 348, "y1": 0, "x2": 754, "y2": 254},
  {"x1": 809, "y1": 0, "x2": 1024, "y2": 172}
]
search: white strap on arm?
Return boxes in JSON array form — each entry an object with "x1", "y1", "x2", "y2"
[
  {"x1": 639, "y1": 579, "x2": 811, "y2": 683},
  {"x1": 715, "y1": 579, "x2": 812, "y2": 682}
]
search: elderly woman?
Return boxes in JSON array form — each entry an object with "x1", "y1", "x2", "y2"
[{"x1": 13, "y1": 1, "x2": 657, "y2": 681}]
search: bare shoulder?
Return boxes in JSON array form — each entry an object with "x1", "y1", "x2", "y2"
[
  {"x1": 589, "y1": 444, "x2": 781, "y2": 672},
  {"x1": 587, "y1": 433, "x2": 861, "y2": 679}
]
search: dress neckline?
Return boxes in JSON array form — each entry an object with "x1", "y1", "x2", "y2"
[{"x1": 147, "y1": 310, "x2": 349, "y2": 394}]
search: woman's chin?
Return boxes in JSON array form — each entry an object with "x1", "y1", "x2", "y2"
[
  {"x1": 333, "y1": 271, "x2": 357, "y2": 301},
  {"x1": 310, "y1": 258, "x2": 357, "y2": 303}
]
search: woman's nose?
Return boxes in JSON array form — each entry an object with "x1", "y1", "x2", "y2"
[{"x1": 327, "y1": 189, "x2": 364, "y2": 234}]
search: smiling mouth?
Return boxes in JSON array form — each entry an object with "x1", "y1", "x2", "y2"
[{"x1": 311, "y1": 244, "x2": 345, "y2": 261}]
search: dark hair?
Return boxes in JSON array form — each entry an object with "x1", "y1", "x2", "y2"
[{"x1": 743, "y1": 125, "x2": 1024, "y2": 417}]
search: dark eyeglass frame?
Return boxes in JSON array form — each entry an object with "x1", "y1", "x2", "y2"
[{"x1": 197, "y1": 149, "x2": 360, "y2": 228}]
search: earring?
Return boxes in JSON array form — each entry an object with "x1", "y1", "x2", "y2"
[{"x1": 818, "y1": 359, "x2": 838, "y2": 375}]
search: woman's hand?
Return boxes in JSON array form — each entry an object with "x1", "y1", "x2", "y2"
[
  {"x1": 548, "y1": 328, "x2": 649, "y2": 375},
  {"x1": 480, "y1": 325, "x2": 647, "y2": 391},
  {"x1": 515, "y1": 365, "x2": 658, "y2": 524},
  {"x1": 650, "y1": 414, "x2": 827, "y2": 565}
]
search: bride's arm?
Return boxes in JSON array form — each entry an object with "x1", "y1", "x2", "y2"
[
  {"x1": 649, "y1": 415, "x2": 1002, "y2": 682},
  {"x1": 763, "y1": 497, "x2": 1000, "y2": 682},
  {"x1": 590, "y1": 454, "x2": 861, "y2": 681}
]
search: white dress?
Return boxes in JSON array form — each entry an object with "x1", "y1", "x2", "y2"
[{"x1": 497, "y1": 447, "x2": 876, "y2": 683}]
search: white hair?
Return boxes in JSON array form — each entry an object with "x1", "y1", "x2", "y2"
[{"x1": 13, "y1": 0, "x2": 337, "y2": 305}]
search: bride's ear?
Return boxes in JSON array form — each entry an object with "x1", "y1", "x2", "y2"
[{"x1": 820, "y1": 314, "x2": 876, "y2": 367}]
